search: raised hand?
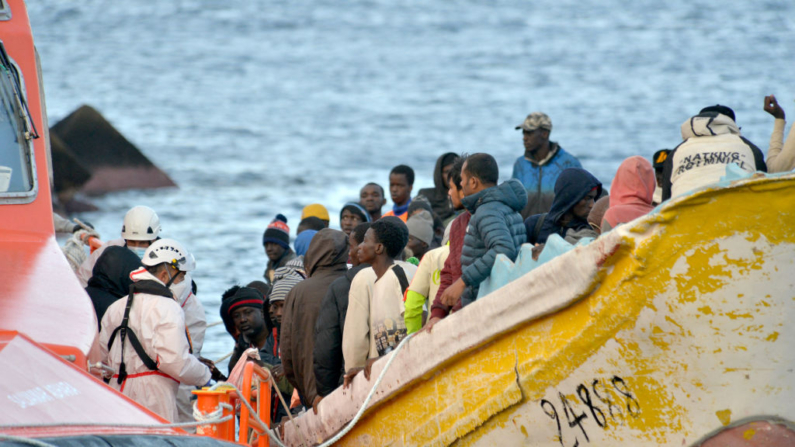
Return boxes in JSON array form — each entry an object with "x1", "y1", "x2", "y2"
[{"x1": 764, "y1": 95, "x2": 785, "y2": 120}]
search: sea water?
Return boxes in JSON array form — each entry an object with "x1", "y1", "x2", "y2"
[{"x1": 28, "y1": 0, "x2": 795, "y2": 366}]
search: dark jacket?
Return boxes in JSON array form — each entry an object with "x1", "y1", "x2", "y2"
[
  {"x1": 313, "y1": 263, "x2": 370, "y2": 397},
  {"x1": 281, "y1": 229, "x2": 349, "y2": 407},
  {"x1": 417, "y1": 152, "x2": 459, "y2": 221},
  {"x1": 460, "y1": 180, "x2": 527, "y2": 306},
  {"x1": 430, "y1": 211, "x2": 470, "y2": 319},
  {"x1": 525, "y1": 168, "x2": 602, "y2": 244},
  {"x1": 85, "y1": 246, "x2": 142, "y2": 330}
]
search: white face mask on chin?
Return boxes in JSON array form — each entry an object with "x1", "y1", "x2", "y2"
[{"x1": 170, "y1": 272, "x2": 192, "y2": 305}]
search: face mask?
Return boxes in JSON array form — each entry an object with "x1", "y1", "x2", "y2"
[
  {"x1": 130, "y1": 246, "x2": 147, "y2": 259},
  {"x1": 170, "y1": 273, "x2": 192, "y2": 305}
]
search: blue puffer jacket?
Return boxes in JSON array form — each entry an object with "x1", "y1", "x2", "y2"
[
  {"x1": 460, "y1": 179, "x2": 527, "y2": 306},
  {"x1": 511, "y1": 143, "x2": 582, "y2": 219}
]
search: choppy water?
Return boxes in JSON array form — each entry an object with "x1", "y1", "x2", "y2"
[{"x1": 28, "y1": 0, "x2": 795, "y2": 367}]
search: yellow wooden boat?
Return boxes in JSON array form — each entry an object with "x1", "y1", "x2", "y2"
[{"x1": 284, "y1": 169, "x2": 795, "y2": 446}]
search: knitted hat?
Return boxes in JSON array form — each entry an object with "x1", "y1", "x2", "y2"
[
  {"x1": 302, "y1": 204, "x2": 330, "y2": 222},
  {"x1": 340, "y1": 202, "x2": 372, "y2": 223},
  {"x1": 406, "y1": 210, "x2": 434, "y2": 246},
  {"x1": 219, "y1": 287, "x2": 266, "y2": 335},
  {"x1": 263, "y1": 214, "x2": 290, "y2": 249},
  {"x1": 270, "y1": 266, "x2": 304, "y2": 303}
]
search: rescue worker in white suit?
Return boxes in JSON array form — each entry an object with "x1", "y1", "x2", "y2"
[
  {"x1": 99, "y1": 238, "x2": 223, "y2": 421},
  {"x1": 173, "y1": 268, "x2": 208, "y2": 426},
  {"x1": 77, "y1": 205, "x2": 162, "y2": 287}
]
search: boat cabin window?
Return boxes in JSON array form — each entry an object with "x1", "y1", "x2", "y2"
[{"x1": 0, "y1": 43, "x2": 36, "y2": 200}]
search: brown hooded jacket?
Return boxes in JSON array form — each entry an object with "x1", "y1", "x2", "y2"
[{"x1": 280, "y1": 228, "x2": 349, "y2": 406}]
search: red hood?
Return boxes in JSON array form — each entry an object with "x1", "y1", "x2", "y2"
[{"x1": 603, "y1": 156, "x2": 656, "y2": 228}]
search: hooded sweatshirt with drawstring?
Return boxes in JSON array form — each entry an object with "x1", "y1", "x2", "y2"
[
  {"x1": 417, "y1": 152, "x2": 459, "y2": 222},
  {"x1": 281, "y1": 228, "x2": 349, "y2": 407},
  {"x1": 662, "y1": 112, "x2": 766, "y2": 200},
  {"x1": 602, "y1": 156, "x2": 656, "y2": 230},
  {"x1": 525, "y1": 168, "x2": 602, "y2": 245}
]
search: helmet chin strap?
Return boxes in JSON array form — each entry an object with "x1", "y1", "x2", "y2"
[{"x1": 164, "y1": 267, "x2": 180, "y2": 288}]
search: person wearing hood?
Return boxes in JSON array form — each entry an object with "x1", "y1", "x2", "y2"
[
  {"x1": 99, "y1": 239, "x2": 222, "y2": 422},
  {"x1": 601, "y1": 156, "x2": 656, "y2": 233},
  {"x1": 511, "y1": 112, "x2": 582, "y2": 220},
  {"x1": 85, "y1": 246, "x2": 143, "y2": 330},
  {"x1": 417, "y1": 152, "x2": 460, "y2": 223},
  {"x1": 281, "y1": 228, "x2": 349, "y2": 409},
  {"x1": 439, "y1": 154, "x2": 527, "y2": 309},
  {"x1": 525, "y1": 168, "x2": 602, "y2": 246},
  {"x1": 263, "y1": 214, "x2": 297, "y2": 284},
  {"x1": 661, "y1": 105, "x2": 766, "y2": 201},
  {"x1": 313, "y1": 222, "x2": 372, "y2": 402},
  {"x1": 77, "y1": 205, "x2": 162, "y2": 287},
  {"x1": 294, "y1": 229, "x2": 317, "y2": 257},
  {"x1": 340, "y1": 202, "x2": 371, "y2": 236}
]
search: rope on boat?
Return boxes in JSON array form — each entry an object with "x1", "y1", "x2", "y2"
[
  {"x1": 193, "y1": 401, "x2": 234, "y2": 424},
  {"x1": 213, "y1": 350, "x2": 234, "y2": 364},
  {"x1": 313, "y1": 331, "x2": 416, "y2": 447},
  {"x1": 206, "y1": 320, "x2": 224, "y2": 328}
]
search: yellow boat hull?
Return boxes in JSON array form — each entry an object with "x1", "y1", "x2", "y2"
[{"x1": 285, "y1": 172, "x2": 795, "y2": 446}]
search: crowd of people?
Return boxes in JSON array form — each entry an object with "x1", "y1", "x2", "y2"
[{"x1": 67, "y1": 95, "x2": 795, "y2": 427}]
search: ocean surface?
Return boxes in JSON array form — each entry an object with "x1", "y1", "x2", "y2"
[{"x1": 28, "y1": 0, "x2": 795, "y2": 367}]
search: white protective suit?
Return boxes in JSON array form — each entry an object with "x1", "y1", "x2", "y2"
[
  {"x1": 77, "y1": 238, "x2": 125, "y2": 287},
  {"x1": 171, "y1": 273, "x2": 208, "y2": 425},
  {"x1": 99, "y1": 268, "x2": 211, "y2": 422}
]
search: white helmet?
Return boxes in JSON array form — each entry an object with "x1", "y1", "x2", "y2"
[
  {"x1": 142, "y1": 238, "x2": 196, "y2": 272},
  {"x1": 121, "y1": 206, "x2": 161, "y2": 241}
]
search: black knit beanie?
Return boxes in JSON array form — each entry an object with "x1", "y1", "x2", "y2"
[{"x1": 262, "y1": 214, "x2": 290, "y2": 249}]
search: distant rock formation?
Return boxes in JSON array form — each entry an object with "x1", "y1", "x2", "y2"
[{"x1": 50, "y1": 105, "x2": 176, "y2": 196}]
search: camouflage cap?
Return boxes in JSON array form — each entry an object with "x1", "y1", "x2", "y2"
[{"x1": 515, "y1": 112, "x2": 552, "y2": 132}]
